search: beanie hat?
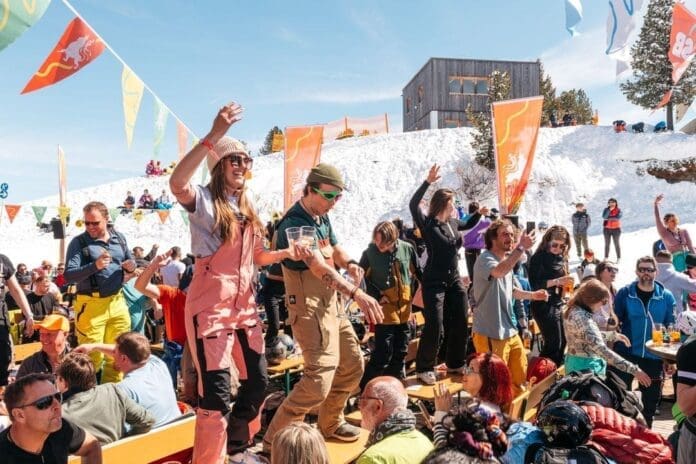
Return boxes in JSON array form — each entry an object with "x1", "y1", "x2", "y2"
[
  {"x1": 686, "y1": 253, "x2": 696, "y2": 269},
  {"x1": 206, "y1": 136, "x2": 249, "y2": 172},
  {"x1": 306, "y1": 163, "x2": 345, "y2": 190}
]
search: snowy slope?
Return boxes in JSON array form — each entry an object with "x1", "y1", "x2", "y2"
[{"x1": 3, "y1": 125, "x2": 696, "y2": 288}]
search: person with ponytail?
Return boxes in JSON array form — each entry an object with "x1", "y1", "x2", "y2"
[{"x1": 170, "y1": 102, "x2": 309, "y2": 463}]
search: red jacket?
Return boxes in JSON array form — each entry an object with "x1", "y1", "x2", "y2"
[{"x1": 580, "y1": 403, "x2": 673, "y2": 464}]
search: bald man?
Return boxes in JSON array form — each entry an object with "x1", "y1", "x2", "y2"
[{"x1": 356, "y1": 376, "x2": 433, "y2": 464}]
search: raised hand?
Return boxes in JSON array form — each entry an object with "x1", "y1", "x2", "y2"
[
  {"x1": 655, "y1": 194, "x2": 664, "y2": 205},
  {"x1": 426, "y1": 164, "x2": 441, "y2": 184},
  {"x1": 210, "y1": 102, "x2": 244, "y2": 138}
]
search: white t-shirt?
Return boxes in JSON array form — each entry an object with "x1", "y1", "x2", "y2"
[{"x1": 160, "y1": 260, "x2": 185, "y2": 287}]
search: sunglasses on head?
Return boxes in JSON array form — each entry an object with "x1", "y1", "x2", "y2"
[
  {"x1": 223, "y1": 153, "x2": 253, "y2": 168},
  {"x1": 637, "y1": 267, "x2": 656, "y2": 273},
  {"x1": 18, "y1": 391, "x2": 62, "y2": 410},
  {"x1": 311, "y1": 186, "x2": 343, "y2": 201}
]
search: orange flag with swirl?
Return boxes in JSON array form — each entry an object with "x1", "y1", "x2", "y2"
[
  {"x1": 22, "y1": 17, "x2": 105, "y2": 94},
  {"x1": 283, "y1": 125, "x2": 323, "y2": 210},
  {"x1": 492, "y1": 96, "x2": 543, "y2": 215}
]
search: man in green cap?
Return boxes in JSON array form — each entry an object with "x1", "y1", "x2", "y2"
[{"x1": 264, "y1": 163, "x2": 383, "y2": 448}]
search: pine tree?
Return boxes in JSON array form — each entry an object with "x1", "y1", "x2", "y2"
[
  {"x1": 556, "y1": 89, "x2": 593, "y2": 124},
  {"x1": 539, "y1": 61, "x2": 557, "y2": 126},
  {"x1": 259, "y1": 126, "x2": 283, "y2": 156},
  {"x1": 620, "y1": 0, "x2": 696, "y2": 130},
  {"x1": 466, "y1": 70, "x2": 511, "y2": 171}
]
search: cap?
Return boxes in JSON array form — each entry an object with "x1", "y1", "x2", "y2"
[
  {"x1": 206, "y1": 136, "x2": 249, "y2": 172},
  {"x1": 686, "y1": 253, "x2": 696, "y2": 269},
  {"x1": 306, "y1": 163, "x2": 345, "y2": 190},
  {"x1": 34, "y1": 314, "x2": 70, "y2": 332}
]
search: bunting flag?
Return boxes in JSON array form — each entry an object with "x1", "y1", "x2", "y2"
[
  {"x1": 669, "y1": 2, "x2": 696, "y2": 85},
  {"x1": 108, "y1": 207, "x2": 120, "y2": 222},
  {"x1": 5, "y1": 204, "x2": 21, "y2": 223},
  {"x1": 153, "y1": 97, "x2": 168, "y2": 158},
  {"x1": 133, "y1": 208, "x2": 144, "y2": 223},
  {"x1": 676, "y1": 100, "x2": 692, "y2": 123},
  {"x1": 606, "y1": 0, "x2": 643, "y2": 54},
  {"x1": 655, "y1": 89, "x2": 673, "y2": 111},
  {"x1": 157, "y1": 209, "x2": 170, "y2": 224},
  {"x1": 22, "y1": 17, "x2": 105, "y2": 94},
  {"x1": 57, "y1": 205, "x2": 70, "y2": 223},
  {"x1": 177, "y1": 121, "x2": 188, "y2": 160},
  {"x1": 0, "y1": 0, "x2": 51, "y2": 52},
  {"x1": 492, "y1": 96, "x2": 543, "y2": 215},
  {"x1": 57, "y1": 145, "x2": 67, "y2": 207},
  {"x1": 565, "y1": 0, "x2": 583, "y2": 36},
  {"x1": 31, "y1": 205, "x2": 47, "y2": 223},
  {"x1": 121, "y1": 66, "x2": 144, "y2": 148},
  {"x1": 284, "y1": 125, "x2": 323, "y2": 210},
  {"x1": 180, "y1": 209, "x2": 189, "y2": 226}
]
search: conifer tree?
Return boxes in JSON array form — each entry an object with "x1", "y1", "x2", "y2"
[
  {"x1": 620, "y1": 0, "x2": 696, "y2": 130},
  {"x1": 539, "y1": 61, "x2": 557, "y2": 126}
]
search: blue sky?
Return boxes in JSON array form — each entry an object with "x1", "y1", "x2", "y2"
[{"x1": 0, "y1": 0, "x2": 686, "y2": 203}]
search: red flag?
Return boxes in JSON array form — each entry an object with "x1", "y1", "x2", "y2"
[
  {"x1": 157, "y1": 210, "x2": 170, "y2": 224},
  {"x1": 669, "y1": 3, "x2": 696, "y2": 85},
  {"x1": 655, "y1": 89, "x2": 673, "y2": 111},
  {"x1": 5, "y1": 205, "x2": 21, "y2": 223},
  {"x1": 22, "y1": 17, "x2": 105, "y2": 94}
]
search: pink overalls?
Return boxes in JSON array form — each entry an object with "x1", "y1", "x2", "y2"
[{"x1": 185, "y1": 224, "x2": 268, "y2": 464}]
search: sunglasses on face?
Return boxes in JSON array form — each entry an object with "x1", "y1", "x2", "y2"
[
  {"x1": 461, "y1": 365, "x2": 479, "y2": 375},
  {"x1": 311, "y1": 186, "x2": 343, "y2": 201},
  {"x1": 223, "y1": 154, "x2": 253, "y2": 168},
  {"x1": 637, "y1": 267, "x2": 656, "y2": 274},
  {"x1": 18, "y1": 391, "x2": 62, "y2": 410},
  {"x1": 549, "y1": 242, "x2": 566, "y2": 250},
  {"x1": 607, "y1": 267, "x2": 618, "y2": 273},
  {"x1": 84, "y1": 221, "x2": 101, "y2": 227}
]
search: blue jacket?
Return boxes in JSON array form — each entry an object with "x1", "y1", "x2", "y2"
[{"x1": 613, "y1": 281, "x2": 676, "y2": 360}]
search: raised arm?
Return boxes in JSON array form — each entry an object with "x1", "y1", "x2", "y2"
[
  {"x1": 410, "y1": 164, "x2": 440, "y2": 230},
  {"x1": 134, "y1": 252, "x2": 170, "y2": 299},
  {"x1": 654, "y1": 195, "x2": 668, "y2": 238},
  {"x1": 170, "y1": 102, "x2": 244, "y2": 211}
]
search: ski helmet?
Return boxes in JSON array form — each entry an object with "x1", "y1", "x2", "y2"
[
  {"x1": 678, "y1": 311, "x2": 696, "y2": 336},
  {"x1": 536, "y1": 400, "x2": 592, "y2": 448}
]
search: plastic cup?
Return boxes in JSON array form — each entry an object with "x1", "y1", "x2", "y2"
[
  {"x1": 299, "y1": 226, "x2": 316, "y2": 248},
  {"x1": 652, "y1": 323, "x2": 664, "y2": 346},
  {"x1": 285, "y1": 227, "x2": 301, "y2": 246}
]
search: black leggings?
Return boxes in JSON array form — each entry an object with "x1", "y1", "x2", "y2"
[
  {"x1": 360, "y1": 323, "x2": 410, "y2": 390},
  {"x1": 531, "y1": 301, "x2": 565, "y2": 366},
  {"x1": 603, "y1": 228, "x2": 621, "y2": 259},
  {"x1": 611, "y1": 354, "x2": 663, "y2": 428},
  {"x1": 416, "y1": 278, "x2": 469, "y2": 372},
  {"x1": 262, "y1": 280, "x2": 290, "y2": 345}
]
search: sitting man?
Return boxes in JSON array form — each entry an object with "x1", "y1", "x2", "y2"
[
  {"x1": 138, "y1": 189, "x2": 154, "y2": 209},
  {"x1": 56, "y1": 352, "x2": 155, "y2": 444},
  {"x1": 357, "y1": 376, "x2": 433, "y2": 464},
  {"x1": 0, "y1": 373, "x2": 102, "y2": 462},
  {"x1": 17, "y1": 314, "x2": 71, "y2": 379},
  {"x1": 123, "y1": 191, "x2": 136, "y2": 210},
  {"x1": 75, "y1": 331, "x2": 181, "y2": 427}
]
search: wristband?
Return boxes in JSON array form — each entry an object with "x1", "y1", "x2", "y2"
[
  {"x1": 515, "y1": 245, "x2": 525, "y2": 253},
  {"x1": 200, "y1": 139, "x2": 215, "y2": 151},
  {"x1": 349, "y1": 286, "x2": 359, "y2": 299}
]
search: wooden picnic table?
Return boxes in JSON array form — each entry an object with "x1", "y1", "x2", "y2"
[
  {"x1": 403, "y1": 373, "x2": 465, "y2": 401},
  {"x1": 267, "y1": 355, "x2": 304, "y2": 394}
]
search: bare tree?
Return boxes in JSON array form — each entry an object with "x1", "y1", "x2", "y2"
[{"x1": 455, "y1": 163, "x2": 496, "y2": 203}]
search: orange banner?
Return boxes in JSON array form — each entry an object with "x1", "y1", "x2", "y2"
[
  {"x1": 492, "y1": 96, "x2": 543, "y2": 215},
  {"x1": 22, "y1": 17, "x2": 105, "y2": 94},
  {"x1": 669, "y1": 3, "x2": 696, "y2": 84},
  {"x1": 177, "y1": 121, "x2": 188, "y2": 160},
  {"x1": 157, "y1": 210, "x2": 170, "y2": 224},
  {"x1": 284, "y1": 125, "x2": 323, "y2": 210},
  {"x1": 5, "y1": 204, "x2": 21, "y2": 223}
]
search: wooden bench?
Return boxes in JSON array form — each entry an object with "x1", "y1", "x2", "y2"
[
  {"x1": 508, "y1": 390, "x2": 529, "y2": 421},
  {"x1": 523, "y1": 366, "x2": 564, "y2": 421},
  {"x1": 403, "y1": 373, "x2": 465, "y2": 401},
  {"x1": 267, "y1": 355, "x2": 304, "y2": 394},
  {"x1": 325, "y1": 427, "x2": 370, "y2": 464},
  {"x1": 13, "y1": 342, "x2": 42, "y2": 364},
  {"x1": 68, "y1": 414, "x2": 195, "y2": 464}
]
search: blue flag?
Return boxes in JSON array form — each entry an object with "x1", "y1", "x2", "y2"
[{"x1": 565, "y1": 0, "x2": 583, "y2": 36}]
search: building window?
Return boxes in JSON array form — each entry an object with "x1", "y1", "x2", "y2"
[
  {"x1": 444, "y1": 119, "x2": 461, "y2": 128},
  {"x1": 406, "y1": 97, "x2": 412, "y2": 114},
  {"x1": 448, "y1": 76, "x2": 489, "y2": 96},
  {"x1": 417, "y1": 85, "x2": 424, "y2": 103}
]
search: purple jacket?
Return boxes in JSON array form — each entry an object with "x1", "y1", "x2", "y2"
[{"x1": 463, "y1": 216, "x2": 491, "y2": 250}]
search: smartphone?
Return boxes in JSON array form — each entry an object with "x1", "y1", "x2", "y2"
[{"x1": 526, "y1": 221, "x2": 536, "y2": 234}]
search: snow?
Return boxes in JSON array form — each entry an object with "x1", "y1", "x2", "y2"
[{"x1": 3, "y1": 125, "x2": 696, "y2": 289}]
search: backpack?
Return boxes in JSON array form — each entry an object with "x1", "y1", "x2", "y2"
[{"x1": 524, "y1": 443, "x2": 609, "y2": 464}]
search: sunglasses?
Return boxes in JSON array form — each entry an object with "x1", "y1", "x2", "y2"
[
  {"x1": 312, "y1": 186, "x2": 343, "y2": 201},
  {"x1": 461, "y1": 365, "x2": 479, "y2": 375},
  {"x1": 549, "y1": 242, "x2": 566, "y2": 250},
  {"x1": 18, "y1": 391, "x2": 62, "y2": 410},
  {"x1": 637, "y1": 267, "x2": 656, "y2": 273},
  {"x1": 84, "y1": 221, "x2": 101, "y2": 227},
  {"x1": 223, "y1": 154, "x2": 253, "y2": 168},
  {"x1": 607, "y1": 267, "x2": 618, "y2": 273}
]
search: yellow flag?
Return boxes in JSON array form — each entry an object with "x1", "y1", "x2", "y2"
[{"x1": 121, "y1": 66, "x2": 144, "y2": 148}]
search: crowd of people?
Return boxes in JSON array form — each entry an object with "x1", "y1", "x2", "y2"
[{"x1": 1, "y1": 102, "x2": 693, "y2": 463}]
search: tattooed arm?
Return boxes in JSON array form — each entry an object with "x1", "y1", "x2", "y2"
[{"x1": 304, "y1": 250, "x2": 384, "y2": 324}]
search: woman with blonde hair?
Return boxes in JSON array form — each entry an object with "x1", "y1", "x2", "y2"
[
  {"x1": 564, "y1": 279, "x2": 651, "y2": 386},
  {"x1": 271, "y1": 422, "x2": 329, "y2": 464},
  {"x1": 170, "y1": 102, "x2": 308, "y2": 463},
  {"x1": 528, "y1": 225, "x2": 574, "y2": 365}
]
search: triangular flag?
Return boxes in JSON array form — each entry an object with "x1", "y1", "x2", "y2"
[
  {"x1": 31, "y1": 205, "x2": 47, "y2": 223},
  {"x1": 153, "y1": 98, "x2": 168, "y2": 158},
  {"x1": 157, "y1": 210, "x2": 170, "y2": 224},
  {"x1": 5, "y1": 204, "x2": 21, "y2": 223},
  {"x1": 133, "y1": 209, "x2": 144, "y2": 223},
  {"x1": 121, "y1": 66, "x2": 144, "y2": 148},
  {"x1": 0, "y1": 0, "x2": 51, "y2": 52},
  {"x1": 565, "y1": 0, "x2": 583, "y2": 36},
  {"x1": 57, "y1": 205, "x2": 70, "y2": 223},
  {"x1": 177, "y1": 121, "x2": 188, "y2": 160},
  {"x1": 22, "y1": 17, "x2": 105, "y2": 94},
  {"x1": 180, "y1": 209, "x2": 189, "y2": 226},
  {"x1": 109, "y1": 207, "x2": 120, "y2": 223},
  {"x1": 655, "y1": 89, "x2": 673, "y2": 111}
]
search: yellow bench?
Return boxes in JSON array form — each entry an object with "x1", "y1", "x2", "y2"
[
  {"x1": 403, "y1": 373, "x2": 465, "y2": 401},
  {"x1": 13, "y1": 342, "x2": 42, "y2": 364},
  {"x1": 267, "y1": 355, "x2": 305, "y2": 394},
  {"x1": 325, "y1": 427, "x2": 370, "y2": 464}
]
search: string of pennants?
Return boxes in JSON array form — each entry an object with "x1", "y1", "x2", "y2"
[{"x1": 0, "y1": 203, "x2": 189, "y2": 226}]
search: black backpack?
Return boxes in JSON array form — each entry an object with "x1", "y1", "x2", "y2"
[{"x1": 525, "y1": 443, "x2": 609, "y2": 464}]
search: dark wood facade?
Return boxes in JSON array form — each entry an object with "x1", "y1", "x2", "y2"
[{"x1": 402, "y1": 57, "x2": 541, "y2": 132}]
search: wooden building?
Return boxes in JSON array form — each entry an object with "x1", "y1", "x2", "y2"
[{"x1": 402, "y1": 57, "x2": 541, "y2": 132}]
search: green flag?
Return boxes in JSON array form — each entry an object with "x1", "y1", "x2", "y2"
[
  {"x1": 180, "y1": 209, "x2": 189, "y2": 226},
  {"x1": 31, "y1": 205, "x2": 47, "y2": 223},
  {"x1": 0, "y1": 0, "x2": 51, "y2": 52},
  {"x1": 109, "y1": 208, "x2": 120, "y2": 223}
]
